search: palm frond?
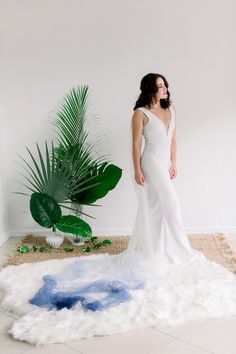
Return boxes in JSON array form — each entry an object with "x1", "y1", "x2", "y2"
[
  {"x1": 53, "y1": 85, "x2": 89, "y2": 148},
  {"x1": 16, "y1": 141, "x2": 103, "y2": 207},
  {"x1": 59, "y1": 203, "x2": 96, "y2": 219},
  {"x1": 53, "y1": 85, "x2": 110, "y2": 166},
  {"x1": 51, "y1": 84, "x2": 122, "y2": 208}
]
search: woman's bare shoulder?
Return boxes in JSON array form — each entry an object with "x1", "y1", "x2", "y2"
[
  {"x1": 133, "y1": 107, "x2": 144, "y2": 113},
  {"x1": 132, "y1": 108, "x2": 147, "y2": 126},
  {"x1": 132, "y1": 108, "x2": 145, "y2": 119}
]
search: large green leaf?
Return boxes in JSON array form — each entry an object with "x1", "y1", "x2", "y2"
[
  {"x1": 72, "y1": 164, "x2": 122, "y2": 204},
  {"x1": 30, "y1": 193, "x2": 62, "y2": 228},
  {"x1": 56, "y1": 215, "x2": 92, "y2": 237}
]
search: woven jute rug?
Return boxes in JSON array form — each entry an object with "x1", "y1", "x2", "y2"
[{"x1": 2, "y1": 233, "x2": 236, "y2": 274}]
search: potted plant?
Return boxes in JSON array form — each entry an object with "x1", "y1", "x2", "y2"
[{"x1": 15, "y1": 85, "x2": 123, "y2": 247}]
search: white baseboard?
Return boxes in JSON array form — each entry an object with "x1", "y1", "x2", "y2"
[
  {"x1": 8, "y1": 227, "x2": 236, "y2": 238},
  {"x1": 9, "y1": 228, "x2": 132, "y2": 237},
  {"x1": 0, "y1": 232, "x2": 10, "y2": 247}
]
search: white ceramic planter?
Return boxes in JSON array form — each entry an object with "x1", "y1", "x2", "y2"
[{"x1": 45, "y1": 232, "x2": 64, "y2": 248}]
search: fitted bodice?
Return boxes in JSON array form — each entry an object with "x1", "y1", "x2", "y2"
[
  {"x1": 137, "y1": 105, "x2": 175, "y2": 166},
  {"x1": 137, "y1": 105, "x2": 175, "y2": 143}
]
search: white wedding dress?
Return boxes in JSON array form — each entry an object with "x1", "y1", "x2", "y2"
[
  {"x1": 126, "y1": 105, "x2": 206, "y2": 268},
  {"x1": 4, "y1": 104, "x2": 236, "y2": 344}
]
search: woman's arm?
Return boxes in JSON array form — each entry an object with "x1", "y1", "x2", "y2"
[
  {"x1": 170, "y1": 104, "x2": 177, "y2": 179},
  {"x1": 131, "y1": 110, "x2": 145, "y2": 186},
  {"x1": 170, "y1": 104, "x2": 177, "y2": 165}
]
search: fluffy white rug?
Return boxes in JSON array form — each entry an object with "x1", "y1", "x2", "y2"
[{"x1": 1, "y1": 252, "x2": 236, "y2": 346}]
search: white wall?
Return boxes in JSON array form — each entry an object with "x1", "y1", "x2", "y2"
[
  {"x1": 0, "y1": 72, "x2": 9, "y2": 245},
  {"x1": 0, "y1": 0, "x2": 235, "y2": 242}
]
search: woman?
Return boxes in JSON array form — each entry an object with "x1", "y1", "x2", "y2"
[{"x1": 127, "y1": 73, "x2": 205, "y2": 266}]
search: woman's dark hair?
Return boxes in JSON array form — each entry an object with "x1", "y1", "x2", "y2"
[{"x1": 133, "y1": 73, "x2": 172, "y2": 110}]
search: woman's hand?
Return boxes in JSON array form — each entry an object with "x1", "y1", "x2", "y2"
[
  {"x1": 169, "y1": 163, "x2": 177, "y2": 179},
  {"x1": 135, "y1": 169, "x2": 145, "y2": 186}
]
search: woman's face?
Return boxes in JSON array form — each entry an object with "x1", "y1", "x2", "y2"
[{"x1": 155, "y1": 77, "x2": 168, "y2": 101}]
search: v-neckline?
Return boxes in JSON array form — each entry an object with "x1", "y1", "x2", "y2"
[{"x1": 144, "y1": 106, "x2": 172, "y2": 135}]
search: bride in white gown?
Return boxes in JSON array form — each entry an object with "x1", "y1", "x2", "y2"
[
  {"x1": 127, "y1": 73, "x2": 205, "y2": 265},
  {"x1": 6, "y1": 73, "x2": 236, "y2": 344}
]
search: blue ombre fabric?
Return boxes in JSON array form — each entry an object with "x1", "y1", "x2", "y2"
[
  {"x1": 29, "y1": 253, "x2": 145, "y2": 312},
  {"x1": 29, "y1": 275, "x2": 144, "y2": 311}
]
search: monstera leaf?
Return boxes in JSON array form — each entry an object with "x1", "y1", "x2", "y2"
[
  {"x1": 56, "y1": 215, "x2": 92, "y2": 237},
  {"x1": 71, "y1": 163, "x2": 122, "y2": 205},
  {"x1": 30, "y1": 193, "x2": 62, "y2": 228}
]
